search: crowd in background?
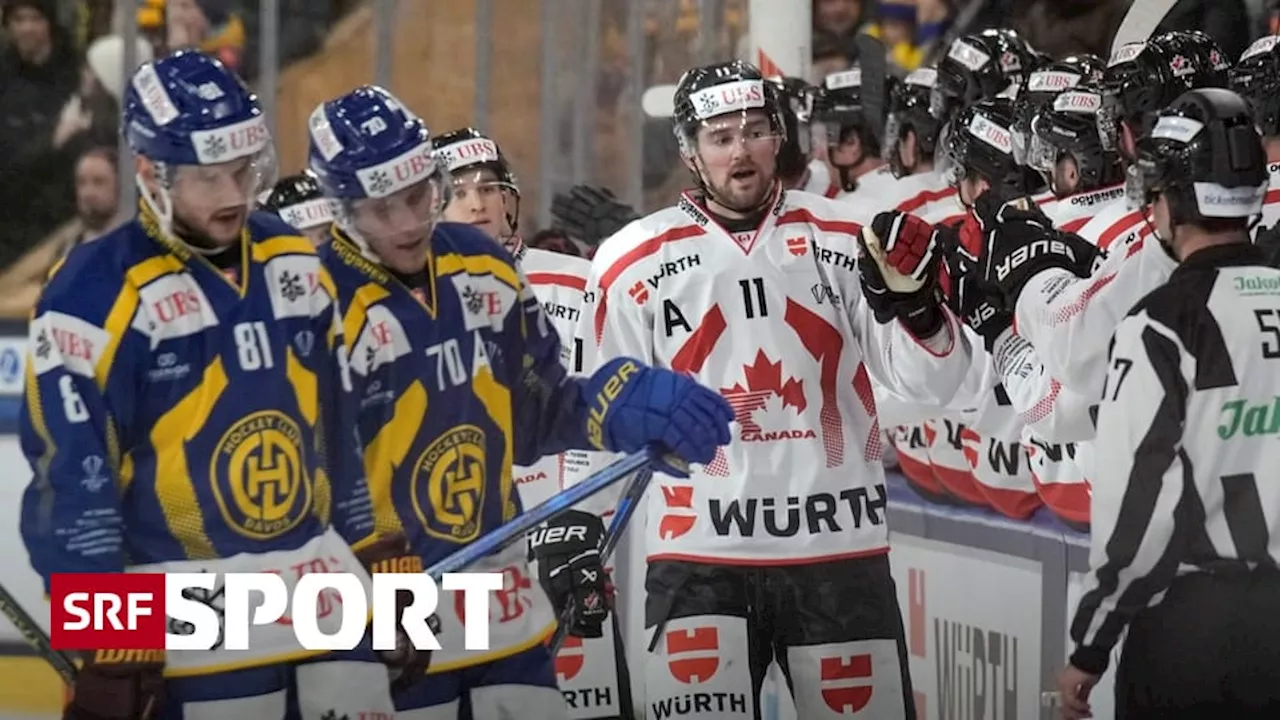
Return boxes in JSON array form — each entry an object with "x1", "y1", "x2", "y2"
[{"x1": 0, "y1": 0, "x2": 1277, "y2": 322}]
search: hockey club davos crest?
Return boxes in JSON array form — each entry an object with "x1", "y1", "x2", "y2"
[
  {"x1": 413, "y1": 424, "x2": 487, "y2": 543},
  {"x1": 211, "y1": 410, "x2": 312, "y2": 540}
]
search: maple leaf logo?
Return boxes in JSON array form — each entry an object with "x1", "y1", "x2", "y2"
[{"x1": 719, "y1": 351, "x2": 806, "y2": 436}]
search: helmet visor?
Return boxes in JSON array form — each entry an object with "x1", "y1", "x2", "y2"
[{"x1": 344, "y1": 169, "x2": 450, "y2": 246}]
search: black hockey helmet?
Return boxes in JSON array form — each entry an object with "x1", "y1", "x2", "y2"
[
  {"x1": 1097, "y1": 31, "x2": 1231, "y2": 155},
  {"x1": 431, "y1": 127, "x2": 521, "y2": 234},
  {"x1": 671, "y1": 60, "x2": 786, "y2": 154},
  {"x1": 260, "y1": 170, "x2": 334, "y2": 230},
  {"x1": 1027, "y1": 83, "x2": 1124, "y2": 197},
  {"x1": 931, "y1": 28, "x2": 1036, "y2": 120},
  {"x1": 765, "y1": 75, "x2": 817, "y2": 182},
  {"x1": 1013, "y1": 54, "x2": 1106, "y2": 162},
  {"x1": 885, "y1": 65, "x2": 942, "y2": 178},
  {"x1": 1130, "y1": 88, "x2": 1267, "y2": 228},
  {"x1": 813, "y1": 66, "x2": 885, "y2": 191},
  {"x1": 1230, "y1": 35, "x2": 1280, "y2": 137},
  {"x1": 939, "y1": 98, "x2": 1045, "y2": 198}
]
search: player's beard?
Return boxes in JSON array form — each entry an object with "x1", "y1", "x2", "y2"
[{"x1": 708, "y1": 161, "x2": 772, "y2": 214}]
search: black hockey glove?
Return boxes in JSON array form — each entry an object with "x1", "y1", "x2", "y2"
[
  {"x1": 943, "y1": 235, "x2": 1012, "y2": 354},
  {"x1": 551, "y1": 184, "x2": 641, "y2": 246},
  {"x1": 858, "y1": 210, "x2": 945, "y2": 337},
  {"x1": 1255, "y1": 221, "x2": 1280, "y2": 267},
  {"x1": 64, "y1": 650, "x2": 165, "y2": 720},
  {"x1": 974, "y1": 193, "x2": 1099, "y2": 309},
  {"x1": 357, "y1": 532, "x2": 438, "y2": 691},
  {"x1": 528, "y1": 509, "x2": 612, "y2": 638}
]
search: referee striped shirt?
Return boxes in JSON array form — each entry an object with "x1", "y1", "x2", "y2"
[{"x1": 1069, "y1": 241, "x2": 1280, "y2": 674}]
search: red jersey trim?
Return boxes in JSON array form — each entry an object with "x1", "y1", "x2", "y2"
[
  {"x1": 775, "y1": 208, "x2": 862, "y2": 236},
  {"x1": 526, "y1": 272, "x2": 586, "y2": 292}
]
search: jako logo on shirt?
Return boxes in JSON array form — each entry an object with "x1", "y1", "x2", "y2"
[{"x1": 49, "y1": 572, "x2": 503, "y2": 652}]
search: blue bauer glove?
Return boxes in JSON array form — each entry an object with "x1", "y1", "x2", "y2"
[{"x1": 582, "y1": 357, "x2": 734, "y2": 476}]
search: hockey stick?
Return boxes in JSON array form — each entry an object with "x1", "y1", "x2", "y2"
[
  {"x1": 854, "y1": 34, "x2": 890, "y2": 147},
  {"x1": 424, "y1": 446, "x2": 682, "y2": 579},
  {"x1": 546, "y1": 460, "x2": 654, "y2": 655},
  {"x1": 1110, "y1": 0, "x2": 1180, "y2": 56},
  {"x1": 0, "y1": 581, "x2": 77, "y2": 683}
]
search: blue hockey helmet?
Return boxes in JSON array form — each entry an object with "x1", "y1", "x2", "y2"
[
  {"x1": 306, "y1": 85, "x2": 449, "y2": 267},
  {"x1": 123, "y1": 50, "x2": 272, "y2": 169},
  {"x1": 122, "y1": 50, "x2": 275, "y2": 241},
  {"x1": 307, "y1": 85, "x2": 447, "y2": 202}
]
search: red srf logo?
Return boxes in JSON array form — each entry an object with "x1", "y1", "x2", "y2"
[
  {"x1": 786, "y1": 236, "x2": 808, "y2": 256},
  {"x1": 50, "y1": 573, "x2": 167, "y2": 650},
  {"x1": 555, "y1": 635, "x2": 585, "y2": 682},
  {"x1": 666, "y1": 626, "x2": 719, "y2": 684},
  {"x1": 819, "y1": 654, "x2": 874, "y2": 713}
]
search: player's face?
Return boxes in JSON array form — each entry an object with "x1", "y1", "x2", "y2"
[
  {"x1": 349, "y1": 176, "x2": 448, "y2": 274},
  {"x1": 1051, "y1": 153, "x2": 1080, "y2": 197},
  {"x1": 442, "y1": 167, "x2": 515, "y2": 241},
  {"x1": 691, "y1": 110, "x2": 780, "y2": 211},
  {"x1": 299, "y1": 224, "x2": 330, "y2": 248},
  {"x1": 168, "y1": 156, "x2": 260, "y2": 247}
]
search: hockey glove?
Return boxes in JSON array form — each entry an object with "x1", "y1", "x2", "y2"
[
  {"x1": 1256, "y1": 222, "x2": 1280, "y2": 267},
  {"x1": 858, "y1": 210, "x2": 945, "y2": 337},
  {"x1": 356, "y1": 533, "x2": 438, "y2": 691},
  {"x1": 582, "y1": 357, "x2": 734, "y2": 476},
  {"x1": 551, "y1": 184, "x2": 641, "y2": 245},
  {"x1": 975, "y1": 194, "x2": 1099, "y2": 308},
  {"x1": 528, "y1": 509, "x2": 612, "y2": 638},
  {"x1": 64, "y1": 650, "x2": 164, "y2": 720},
  {"x1": 943, "y1": 237, "x2": 1012, "y2": 354}
]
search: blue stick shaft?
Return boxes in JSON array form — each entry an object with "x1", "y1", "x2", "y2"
[{"x1": 425, "y1": 446, "x2": 659, "y2": 579}]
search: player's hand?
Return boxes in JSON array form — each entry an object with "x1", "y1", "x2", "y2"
[
  {"x1": 356, "y1": 532, "x2": 437, "y2": 690},
  {"x1": 528, "y1": 509, "x2": 613, "y2": 638},
  {"x1": 975, "y1": 195, "x2": 1099, "y2": 308},
  {"x1": 943, "y1": 239, "x2": 1012, "y2": 353},
  {"x1": 1056, "y1": 663, "x2": 1099, "y2": 719},
  {"x1": 582, "y1": 358, "x2": 734, "y2": 475},
  {"x1": 64, "y1": 650, "x2": 165, "y2": 720},
  {"x1": 858, "y1": 210, "x2": 945, "y2": 335},
  {"x1": 551, "y1": 184, "x2": 641, "y2": 246}
]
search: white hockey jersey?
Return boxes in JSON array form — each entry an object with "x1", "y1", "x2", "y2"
[
  {"x1": 585, "y1": 186, "x2": 973, "y2": 563},
  {"x1": 516, "y1": 246, "x2": 593, "y2": 509},
  {"x1": 801, "y1": 159, "x2": 840, "y2": 198}
]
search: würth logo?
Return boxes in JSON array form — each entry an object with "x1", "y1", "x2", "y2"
[{"x1": 666, "y1": 626, "x2": 719, "y2": 683}]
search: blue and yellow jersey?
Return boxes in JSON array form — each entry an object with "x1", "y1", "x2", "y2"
[
  {"x1": 20, "y1": 206, "x2": 374, "y2": 591},
  {"x1": 320, "y1": 222, "x2": 594, "y2": 566}
]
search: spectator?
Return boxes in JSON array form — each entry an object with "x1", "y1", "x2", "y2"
[
  {"x1": 0, "y1": 146, "x2": 121, "y2": 318},
  {"x1": 167, "y1": 0, "x2": 245, "y2": 73},
  {"x1": 51, "y1": 34, "x2": 153, "y2": 174},
  {"x1": 0, "y1": 0, "x2": 80, "y2": 271}
]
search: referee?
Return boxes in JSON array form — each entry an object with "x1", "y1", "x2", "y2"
[{"x1": 1059, "y1": 88, "x2": 1280, "y2": 719}]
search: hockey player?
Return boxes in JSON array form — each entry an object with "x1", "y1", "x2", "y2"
[
  {"x1": 1010, "y1": 54, "x2": 1106, "y2": 189},
  {"x1": 20, "y1": 51, "x2": 417, "y2": 719},
  {"x1": 1060, "y1": 88, "x2": 1278, "y2": 720},
  {"x1": 260, "y1": 170, "x2": 335, "y2": 247},
  {"x1": 586, "y1": 59, "x2": 975, "y2": 719},
  {"x1": 1230, "y1": 34, "x2": 1280, "y2": 228},
  {"x1": 984, "y1": 31, "x2": 1231, "y2": 402},
  {"x1": 763, "y1": 76, "x2": 834, "y2": 196},
  {"x1": 309, "y1": 86, "x2": 734, "y2": 720},
  {"x1": 812, "y1": 66, "x2": 887, "y2": 198}
]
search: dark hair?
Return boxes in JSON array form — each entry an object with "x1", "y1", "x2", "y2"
[
  {"x1": 527, "y1": 228, "x2": 582, "y2": 256},
  {"x1": 78, "y1": 145, "x2": 119, "y2": 171}
]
